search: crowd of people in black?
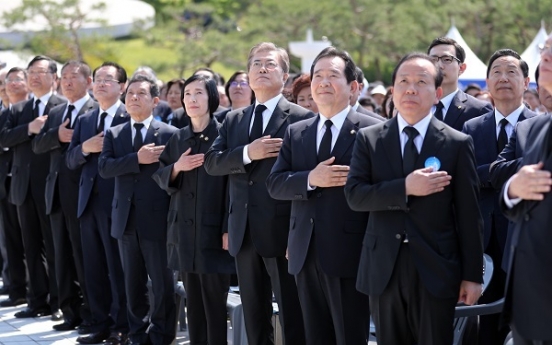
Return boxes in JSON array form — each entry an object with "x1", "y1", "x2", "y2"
[{"x1": 0, "y1": 34, "x2": 551, "y2": 345}]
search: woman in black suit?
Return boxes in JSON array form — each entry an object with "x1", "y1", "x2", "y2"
[{"x1": 153, "y1": 74, "x2": 235, "y2": 345}]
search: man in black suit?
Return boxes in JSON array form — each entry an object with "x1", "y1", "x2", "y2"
[
  {"x1": 462, "y1": 49, "x2": 536, "y2": 345},
  {"x1": 344, "y1": 53, "x2": 483, "y2": 345},
  {"x1": 267, "y1": 47, "x2": 378, "y2": 345},
  {"x1": 66, "y1": 62, "x2": 129, "y2": 345},
  {"x1": 98, "y1": 75, "x2": 176, "y2": 345},
  {"x1": 427, "y1": 37, "x2": 493, "y2": 131},
  {"x1": 32, "y1": 60, "x2": 97, "y2": 331},
  {"x1": 499, "y1": 35, "x2": 552, "y2": 345},
  {"x1": 0, "y1": 67, "x2": 28, "y2": 308},
  {"x1": 350, "y1": 66, "x2": 385, "y2": 122},
  {"x1": 0, "y1": 55, "x2": 66, "y2": 319},
  {"x1": 205, "y1": 42, "x2": 311, "y2": 345}
]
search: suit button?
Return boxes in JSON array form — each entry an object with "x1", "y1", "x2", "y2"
[
  {"x1": 395, "y1": 234, "x2": 401, "y2": 240},
  {"x1": 185, "y1": 219, "x2": 194, "y2": 226},
  {"x1": 316, "y1": 193, "x2": 322, "y2": 198},
  {"x1": 90, "y1": 178, "x2": 93, "y2": 181},
  {"x1": 524, "y1": 215, "x2": 530, "y2": 221},
  {"x1": 249, "y1": 181, "x2": 253, "y2": 186},
  {"x1": 310, "y1": 218, "x2": 314, "y2": 224},
  {"x1": 134, "y1": 179, "x2": 138, "y2": 183},
  {"x1": 127, "y1": 197, "x2": 131, "y2": 201},
  {"x1": 186, "y1": 193, "x2": 194, "y2": 199},
  {"x1": 244, "y1": 203, "x2": 247, "y2": 209}
]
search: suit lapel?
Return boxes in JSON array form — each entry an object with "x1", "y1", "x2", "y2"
[
  {"x1": 417, "y1": 117, "x2": 446, "y2": 168},
  {"x1": 331, "y1": 110, "x2": 359, "y2": 164},
  {"x1": 238, "y1": 105, "x2": 254, "y2": 145},
  {"x1": 301, "y1": 117, "x2": 319, "y2": 169},
  {"x1": 120, "y1": 123, "x2": 133, "y2": 153},
  {"x1": 380, "y1": 117, "x2": 403, "y2": 178},
  {"x1": 111, "y1": 105, "x2": 128, "y2": 127},
  {"x1": 444, "y1": 91, "x2": 465, "y2": 128},
  {"x1": 263, "y1": 97, "x2": 290, "y2": 138},
  {"x1": 482, "y1": 111, "x2": 499, "y2": 160},
  {"x1": 145, "y1": 119, "x2": 161, "y2": 145}
]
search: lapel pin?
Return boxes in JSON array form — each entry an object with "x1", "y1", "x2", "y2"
[
  {"x1": 350, "y1": 129, "x2": 356, "y2": 135},
  {"x1": 424, "y1": 156, "x2": 441, "y2": 171},
  {"x1": 154, "y1": 132, "x2": 159, "y2": 137},
  {"x1": 458, "y1": 106, "x2": 462, "y2": 109}
]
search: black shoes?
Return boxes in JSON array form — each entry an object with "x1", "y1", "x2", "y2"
[
  {"x1": 14, "y1": 306, "x2": 51, "y2": 318},
  {"x1": 0, "y1": 297, "x2": 26, "y2": 307},
  {"x1": 76, "y1": 329, "x2": 111, "y2": 344},
  {"x1": 53, "y1": 317, "x2": 82, "y2": 331},
  {"x1": 105, "y1": 332, "x2": 128, "y2": 345},
  {"x1": 50, "y1": 309, "x2": 63, "y2": 321}
]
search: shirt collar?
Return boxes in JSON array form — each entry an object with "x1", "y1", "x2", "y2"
[
  {"x1": 439, "y1": 89, "x2": 459, "y2": 111},
  {"x1": 35, "y1": 91, "x2": 53, "y2": 106},
  {"x1": 495, "y1": 104, "x2": 525, "y2": 127},
  {"x1": 100, "y1": 100, "x2": 122, "y2": 118},
  {"x1": 131, "y1": 115, "x2": 153, "y2": 129},
  {"x1": 255, "y1": 94, "x2": 283, "y2": 114},
  {"x1": 317, "y1": 106, "x2": 350, "y2": 133},
  {"x1": 68, "y1": 94, "x2": 90, "y2": 113},
  {"x1": 397, "y1": 112, "x2": 432, "y2": 139}
]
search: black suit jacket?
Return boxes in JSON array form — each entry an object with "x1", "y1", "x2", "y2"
[
  {"x1": 98, "y1": 119, "x2": 176, "y2": 241},
  {"x1": 267, "y1": 110, "x2": 379, "y2": 277},
  {"x1": 204, "y1": 96, "x2": 315, "y2": 257},
  {"x1": 355, "y1": 105, "x2": 386, "y2": 122},
  {"x1": 345, "y1": 116, "x2": 483, "y2": 299},
  {"x1": 499, "y1": 115, "x2": 552, "y2": 339},
  {"x1": 152, "y1": 118, "x2": 235, "y2": 274},
  {"x1": 66, "y1": 105, "x2": 129, "y2": 217},
  {"x1": 0, "y1": 108, "x2": 14, "y2": 199},
  {"x1": 462, "y1": 108, "x2": 536, "y2": 249},
  {"x1": 167, "y1": 108, "x2": 190, "y2": 129},
  {"x1": 0, "y1": 95, "x2": 67, "y2": 206},
  {"x1": 441, "y1": 90, "x2": 493, "y2": 131},
  {"x1": 32, "y1": 99, "x2": 98, "y2": 214}
]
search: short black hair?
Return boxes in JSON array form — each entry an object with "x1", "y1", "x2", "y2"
[
  {"x1": 7, "y1": 67, "x2": 27, "y2": 79},
  {"x1": 93, "y1": 61, "x2": 127, "y2": 84},
  {"x1": 193, "y1": 67, "x2": 222, "y2": 85},
  {"x1": 310, "y1": 46, "x2": 357, "y2": 83},
  {"x1": 62, "y1": 60, "x2": 91, "y2": 79},
  {"x1": 355, "y1": 66, "x2": 364, "y2": 84},
  {"x1": 427, "y1": 37, "x2": 466, "y2": 63},
  {"x1": 126, "y1": 74, "x2": 159, "y2": 97},
  {"x1": 391, "y1": 52, "x2": 443, "y2": 88},
  {"x1": 486, "y1": 49, "x2": 529, "y2": 78},
  {"x1": 182, "y1": 74, "x2": 220, "y2": 117},
  {"x1": 27, "y1": 55, "x2": 57, "y2": 74}
]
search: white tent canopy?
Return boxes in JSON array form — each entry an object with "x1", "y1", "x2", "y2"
[
  {"x1": 445, "y1": 25, "x2": 488, "y2": 89},
  {"x1": 521, "y1": 23, "x2": 548, "y2": 85}
]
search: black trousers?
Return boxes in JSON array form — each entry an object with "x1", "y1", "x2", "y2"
[
  {"x1": 182, "y1": 272, "x2": 230, "y2": 345},
  {"x1": 0, "y1": 179, "x2": 26, "y2": 300},
  {"x1": 370, "y1": 243, "x2": 457, "y2": 345},
  {"x1": 295, "y1": 239, "x2": 369, "y2": 345},
  {"x1": 512, "y1": 325, "x2": 552, "y2": 345},
  {"x1": 16, "y1": 185, "x2": 57, "y2": 310},
  {"x1": 80, "y1": 194, "x2": 127, "y2": 332},
  {"x1": 235, "y1": 227, "x2": 305, "y2": 345},
  {"x1": 119, "y1": 207, "x2": 176, "y2": 345}
]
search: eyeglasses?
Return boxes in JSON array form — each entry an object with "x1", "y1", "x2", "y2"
[
  {"x1": 539, "y1": 43, "x2": 552, "y2": 55},
  {"x1": 27, "y1": 70, "x2": 52, "y2": 76},
  {"x1": 250, "y1": 61, "x2": 279, "y2": 70},
  {"x1": 430, "y1": 55, "x2": 461, "y2": 65},
  {"x1": 230, "y1": 81, "x2": 249, "y2": 88},
  {"x1": 94, "y1": 78, "x2": 120, "y2": 85},
  {"x1": 5, "y1": 78, "x2": 25, "y2": 84}
]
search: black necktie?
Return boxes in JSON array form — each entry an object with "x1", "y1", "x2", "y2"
[
  {"x1": 64, "y1": 104, "x2": 75, "y2": 128},
  {"x1": 434, "y1": 101, "x2": 445, "y2": 121},
  {"x1": 403, "y1": 126, "x2": 419, "y2": 176},
  {"x1": 250, "y1": 104, "x2": 267, "y2": 142},
  {"x1": 497, "y1": 118, "x2": 509, "y2": 153},
  {"x1": 318, "y1": 120, "x2": 333, "y2": 163},
  {"x1": 98, "y1": 112, "x2": 108, "y2": 134},
  {"x1": 133, "y1": 123, "x2": 144, "y2": 152},
  {"x1": 33, "y1": 98, "x2": 41, "y2": 118}
]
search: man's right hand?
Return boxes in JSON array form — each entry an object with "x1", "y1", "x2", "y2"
[
  {"x1": 58, "y1": 119, "x2": 74, "y2": 143},
  {"x1": 405, "y1": 167, "x2": 452, "y2": 196},
  {"x1": 82, "y1": 132, "x2": 104, "y2": 154},
  {"x1": 137, "y1": 143, "x2": 165, "y2": 164},
  {"x1": 28, "y1": 115, "x2": 48, "y2": 134},
  {"x1": 508, "y1": 162, "x2": 552, "y2": 200},
  {"x1": 308, "y1": 157, "x2": 350, "y2": 188},
  {"x1": 248, "y1": 135, "x2": 283, "y2": 160}
]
